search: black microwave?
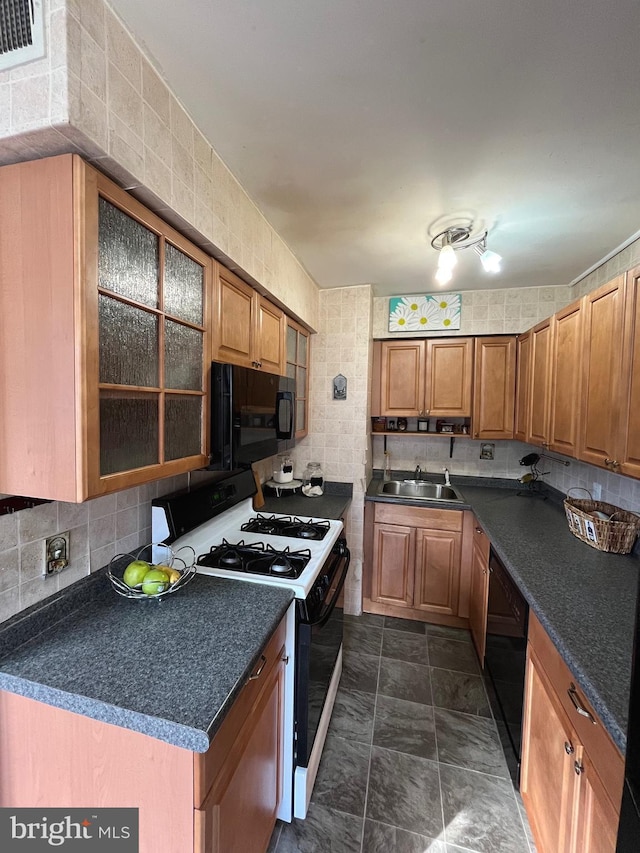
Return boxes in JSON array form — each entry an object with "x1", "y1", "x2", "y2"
[{"x1": 209, "y1": 361, "x2": 295, "y2": 470}]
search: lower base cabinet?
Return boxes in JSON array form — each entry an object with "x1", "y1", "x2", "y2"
[
  {"x1": 364, "y1": 503, "x2": 464, "y2": 623},
  {"x1": 0, "y1": 617, "x2": 287, "y2": 853},
  {"x1": 194, "y1": 619, "x2": 286, "y2": 853},
  {"x1": 521, "y1": 614, "x2": 623, "y2": 853}
]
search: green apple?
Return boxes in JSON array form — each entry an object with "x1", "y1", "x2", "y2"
[
  {"x1": 141, "y1": 567, "x2": 170, "y2": 596},
  {"x1": 123, "y1": 559, "x2": 151, "y2": 589}
]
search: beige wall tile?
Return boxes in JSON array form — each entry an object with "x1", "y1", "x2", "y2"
[
  {"x1": 106, "y1": 11, "x2": 142, "y2": 91},
  {"x1": 141, "y1": 62, "x2": 171, "y2": 126},
  {"x1": 0, "y1": 548, "x2": 20, "y2": 593},
  {"x1": 11, "y1": 74, "x2": 50, "y2": 132},
  {"x1": 107, "y1": 63, "x2": 143, "y2": 139},
  {"x1": 170, "y1": 101, "x2": 194, "y2": 155}
]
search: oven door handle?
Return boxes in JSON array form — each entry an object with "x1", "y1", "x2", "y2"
[{"x1": 308, "y1": 546, "x2": 350, "y2": 628}]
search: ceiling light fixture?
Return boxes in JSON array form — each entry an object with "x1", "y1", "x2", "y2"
[{"x1": 430, "y1": 224, "x2": 502, "y2": 284}]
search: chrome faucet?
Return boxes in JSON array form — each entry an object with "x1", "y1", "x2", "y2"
[
  {"x1": 414, "y1": 465, "x2": 422, "y2": 481},
  {"x1": 443, "y1": 467, "x2": 451, "y2": 486}
]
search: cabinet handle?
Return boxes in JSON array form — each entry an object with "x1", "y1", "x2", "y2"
[
  {"x1": 249, "y1": 654, "x2": 267, "y2": 680},
  {"x1": 574, "y1": 759, "x2": 584, "y2": 776},
  {"x1": 564, "y1": 741, "x2": 574, "y2": 755},
  {"x1": 475, "y1": 527, "x2": 483, "y2": 534},
  {"x1": 281, "y1": 654, "x2": 290, "y2": 665},
  {"x1": 604, "y1": 458, "x2": 619, "y2": 469},
  {"x1": 567, "y1": 682, "x2": 597, "y2": 724}
]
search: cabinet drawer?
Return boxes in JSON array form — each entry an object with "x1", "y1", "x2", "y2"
[
  {"x1": 528, "y1": 613, "x2": 624, "y2": 806},
  {"x1": 194, "y1": 616, "x2": 286, "y2": 806},
  {"x1": 374, "y1": 503, "x2": 463, "y2": 531},
  {"x1": 471, "y1": 519, "x2": 490, "y2": 563}
]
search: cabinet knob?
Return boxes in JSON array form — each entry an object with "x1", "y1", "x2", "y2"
[
  {"x1": 475, "y1": 527, "x2": 483, "y2": 534},
  {"x1": 574, "y1": 759, "x2": 584, "y2": 776},
  {"x1": 564, "y1": 741, "x2": 575, "y2": 755}
]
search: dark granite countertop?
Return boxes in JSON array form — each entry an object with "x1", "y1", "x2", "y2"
[
  {"x1": 261, "y1": 480, "x2": 352, "y2": 520},
  {"x1": 0, "y1": 571, "x2": 293, "y2": 753},
  {"x1": 365, "y1": 474, "x2": 639, "y2": 752}
]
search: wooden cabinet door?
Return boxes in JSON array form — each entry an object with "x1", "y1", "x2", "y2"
[
  {"x1": 371, "y1": 524, "x2": 415, "y2": 607},
  {"x1": 527, "y1": 319, "x2": 552, "y2": 447},
  {"x1": 380, "y1": 341, "x2": 425, "y2": 415},
  {"x1": 578, "y1": 276, "x2": 626, "y2": 470},
  {"x1": 212, "y1": 266, "x2": 254, "y2": 368},
  {"x1": 549, "y1": 299, "x2": 583, "y2": 458},
  {"x1": 195, "y1": 650, "x2": 285, "y2": 853},
  {"x1": 0, "y1": 154, "x2": 211, "y2": 502},
  {"x1": 620, "y1": 267, "x2": 640, "y2": 478},
  {"x1": 413, "y1": 528, "x2": 462, "y2": 616},
  {"x1": 254, "y1": 295, "x2": 286, "y2": 375},
  {"x1": 573, "y1": 748, "x2": 620, "y2": 853},
  {"x1": 472, "y1": 337, "x2": 516, "y2": 439},
  {"x1": 468, "y1": 528, "x2": 490, "y2": 662},
  {"x1": 286, "y1": 319, "x2": 310, "y2": 438},
  {"x1": 425, "y1": 338, "x2": 473, "y2": 417},
  {"x1": 514, "y1": 332, "x2": 531, "y2": 442},
  {"x1": 521, "y1": 647, "x2": 578, "y2": 853}
]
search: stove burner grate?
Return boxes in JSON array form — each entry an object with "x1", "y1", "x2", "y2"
[
  {"x1": 241, "y1": 514, "x2": 331, "y2": 540},
  {"x1": 196, "y1": 540, "x2": 312, "y2": 578}
]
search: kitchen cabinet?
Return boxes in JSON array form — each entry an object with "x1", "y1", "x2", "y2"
[
  {"x1": 375, "y1": 338, "x2": 473, "y2": 418},
  {"x1": 194, "y1": 616, "x2": 286, "y2": 853},
  {"x1": 514, "y1": 331, "x2": 531, "y2": 442},
  {"x1": 521, "y1": 613, "x2": 624, "y2": 853},
  {"x1": 548, "y1": 298, "x2": 583, "y2": 457},
  {"x1": 468, "y1": 519, "x2": 490, "y2": 662},
  {"x1": 620, "y1": 265, "x2": 640, "y2": 478},
  {"x1": 471, "y1": 336, "x2": 516, "y2": 439},
  {"x1": 286, "y1": 317, "x2": 310, "y2": 438},
  {"x1": 0, "y1": 154, "x2": 211, "y2": 502},
  {"x1": 578, "y1": 275, "x2": 626, "y2": 471},
  {"x1": 364, "y1": 502, "x2": 463, "y2": 623},
  {"x1": 527, "y1": 318, "x2": 552, "y2": 447},
  {"x1": 212, "y1": 265, "x2": 286, "y2": 375},
  {"x1": 0, "y1": 615, "x2": 287, "y2": 853}
]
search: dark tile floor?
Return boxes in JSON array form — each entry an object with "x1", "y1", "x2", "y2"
[{"x1": 268, "y1": 614, "x2": 536, "y2": 853}]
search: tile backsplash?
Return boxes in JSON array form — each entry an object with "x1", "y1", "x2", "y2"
[{"x1": 0, "y1": 472, "x2": 190, "y2": 624}]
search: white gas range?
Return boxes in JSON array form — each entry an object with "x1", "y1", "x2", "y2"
[{"x1": 151, "y1": 469, "x2": 350, "y2": 821}]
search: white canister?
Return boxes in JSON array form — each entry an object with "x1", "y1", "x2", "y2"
[{"x1": 273, "y1": 455, "x2": 294, "y2": 484}]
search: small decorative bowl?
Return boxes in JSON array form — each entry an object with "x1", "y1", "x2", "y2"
[{"x1": 107, "y1": 543, "x2": 196, "y2": 601}]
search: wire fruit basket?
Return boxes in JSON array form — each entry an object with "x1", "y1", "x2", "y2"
[
  {"x1": 563, "y1": 488, "x2": 640, "y2": 554},
  {"x1": 108, "y1": 543, "x2": 196, "y2": 600}
]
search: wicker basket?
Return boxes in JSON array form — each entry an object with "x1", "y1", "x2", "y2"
[{"x1": 563, "y1": 488, "x2": 640, "y2": 554}]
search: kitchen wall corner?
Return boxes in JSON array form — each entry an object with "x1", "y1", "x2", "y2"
[{"x1": 291, "y1": 285, "x2": 374, "y2": 615}]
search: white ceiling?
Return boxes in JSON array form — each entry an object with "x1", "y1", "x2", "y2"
[{"x1": 110, "y1": 0, "x2": 640, "y2": 296}]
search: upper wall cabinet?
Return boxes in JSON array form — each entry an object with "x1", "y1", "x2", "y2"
[
  {"x1": 0, "y1": 155, "x2": 211, "y2": 502},
  {"x1": 578, "y1": 276, "x2": 626, "y2": 471},
  {"x1": 286, "y1": 318, "x2": 310, "y2": 439},
  {"x1": 375, "y1": 338, "x2": 473, "y2": 418},
  {"x1": 620, "y1": 266, "x2": 640, "y2": 478},
  {"x1": 472, "y1": 336, "x2": 516, "y2": 440},
  {"x1": 212, "y1": 266, "x2": 286, "y2": 375},
  {"x1": 514, "y1": 331, "x2": 531, "y2": 442},
  {"x1": 548, "y1": 298, "x2": 583, "y2": 457},
  {"x1": 527, "y1": 318, "x2": 552, "y2": 447}
]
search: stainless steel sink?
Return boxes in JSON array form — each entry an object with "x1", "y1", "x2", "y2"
[{"x1": 379, "y1": 481, "x2": 463, "y2": 501}]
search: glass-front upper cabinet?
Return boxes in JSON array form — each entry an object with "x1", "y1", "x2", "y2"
[
  {"x1": 95, "y1": 187, "x2": 210, "y2": 486},
  {"x1": 286, "y1": 318, "x2": 310, "y2": 438},
  {"x1": 0, "y1": 154, "x2": 211, "y2": 503}
]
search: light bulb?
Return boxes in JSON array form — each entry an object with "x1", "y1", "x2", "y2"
[
  {"x1": 438, "y1": 244, "x2": 457, "y2": 271},
  {"x1": 480, "y1": 249, "x2": 502, "y2": 273},
  {"x1": 435, "y1": 266, "x2": 452, "y2": 285}
]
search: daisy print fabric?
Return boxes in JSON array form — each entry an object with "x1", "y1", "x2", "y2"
[{"x1": 388, "y1": 293, "x2": 461, "y2": 332}]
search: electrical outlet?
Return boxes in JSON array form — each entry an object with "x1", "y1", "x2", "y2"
[
  {"x1": 592, "y1": 482, "x2": 602, "y2": 501},
  {"x1": 44, "y1": 531, "x2": 70, "y2": 576}
]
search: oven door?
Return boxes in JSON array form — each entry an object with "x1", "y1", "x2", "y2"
[{"x1": 293, "y1": 540, "x2": 350, "y2": 818}]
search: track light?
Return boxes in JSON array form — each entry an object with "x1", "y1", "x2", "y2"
[{"x1": 430, "y1": 223, "x2": 503, "y2": 284}]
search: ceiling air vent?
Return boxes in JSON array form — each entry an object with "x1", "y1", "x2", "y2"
[{"x1": 0, "y1": 0, "x2": 45, "y2": 71}]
